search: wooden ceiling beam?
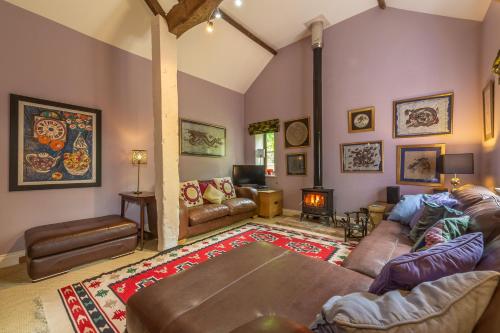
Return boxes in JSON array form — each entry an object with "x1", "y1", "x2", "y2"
[
  {"x1": 144, "y1": 0, "x2": 167, "y2": 18},
  {"x1": 378, "y1": 0, "x2": 387, "y2": 9},
  {"x1": 219, "y1": 9, "x2": 277, "y2": 55}
]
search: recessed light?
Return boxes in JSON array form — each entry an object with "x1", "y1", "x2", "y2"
[{"x1": 234, "y1": 0, "x2": 243, "y2": 7}]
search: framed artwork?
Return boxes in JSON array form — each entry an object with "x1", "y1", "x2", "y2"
[
  {"x1": 284, "y1": 117, "x2": 310, "y2": 148},
  {"x1": 348, "y1": 107, "x2": 375, "y2": 133},
  {"x1": 483, "y1": 80, "x2": 495, "y2": 141},
  {"x1": 393, "y1": 93, "x2": 453, "y2": 138},
  {"x1": 180, "y1": 119, "x2": 226, "y2": 157},
  {"x1": 286, "y1": 153, "x2": 307, "y2": 176},
  {"x1": 397, "y1": 144, "x2": 445, "y2": 187},
  {"x1": 9, "y1": 94, "x2": 101, "y2": 191},
  {"x1": 340, "y1": 141, "x2": 383, "y2": 173}
]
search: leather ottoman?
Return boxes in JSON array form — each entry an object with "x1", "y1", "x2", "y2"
[
  {"x1": 126, "y1": 242, "x2": 373, "y2": 333},
  {"x1": 25, "y1": 215, "x2": 137, "y2": 281}
]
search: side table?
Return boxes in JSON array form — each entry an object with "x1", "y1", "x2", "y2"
[
  {"x1": 119, "y1": 192, "x2": 157, "y2": 250},
  {"x1": 258, "y1": 190, "x2": 283, "y2": 218}
]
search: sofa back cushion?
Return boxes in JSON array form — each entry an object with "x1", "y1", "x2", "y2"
[
  {"x1": 476, "y1": 235, "x2": 500, "y2": 272},
  {"x1": 452, "y1": 184, "x2": 497, "y2": 209},
  {"x1": 311, "y1": 271, "x2": 499, "y2": 333}
]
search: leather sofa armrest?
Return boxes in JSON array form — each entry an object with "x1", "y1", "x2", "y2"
[
  {"x1": 236, "y1": 186, "x2": 259, "y2": 203},
  {"x1": 230, "y1": 316, "x2": 313, "y2": 333},
  {"x1": 178, "y1": 199, "x2": 189, "y2": 240}
]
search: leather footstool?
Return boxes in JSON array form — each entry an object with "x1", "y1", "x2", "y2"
[{"x1": 25, "y1": 215, "x2": 137, "y2": 281}]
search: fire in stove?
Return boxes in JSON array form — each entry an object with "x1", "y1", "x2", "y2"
[
  {"x1": 301, "y1": 188, "x2": 334, "y2": 224},
  {"x1": 304, "y1": 193, "x2": 325, "y2": 208}
]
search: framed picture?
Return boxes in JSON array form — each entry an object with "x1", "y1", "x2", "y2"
[
  {"x1": 180, "y1": 119, "x2": 226, "y2": 157},
  {"x1": 393, "y1": 93, "x2": 453, "y2": 138},
  {"x1": 9, "y1": 94, "x2": 101, "y2": 191},
  {"x1": 483, "y1": 80, "x2": 495, "y2": 141},
  {"x1": 286, "y1": 153, "x2": 307, "y2": 176},
  {"x1": 340, "y1": 141, "x2": 383, "y2": 173},
  {"x1": 348, "y1": 107, "x2": 375, "y2": 133},
  {"x1": 397, "y1": 144, "x2": 445, "y2": 187},
  {"x1": 284, "y1": 117, "x2": 310, "y2": 148}
]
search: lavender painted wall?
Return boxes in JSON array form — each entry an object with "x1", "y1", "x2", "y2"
[
  {"x1": 480, "y1": 1, "x2": 500, "y2": 189},
  {"x1": 0, "y1": 1, "x2": 244, "y2": 255},
  {"x1": 245, "y1": 7, "x2": 482, "y2": 212}
]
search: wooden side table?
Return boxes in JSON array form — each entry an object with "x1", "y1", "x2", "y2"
[
  {"x1": 119, "y1": 192, "x2": 157, "y2": 250},
  {"x1": 258, "y1": 190, "x2": 283, "y2": 218}
]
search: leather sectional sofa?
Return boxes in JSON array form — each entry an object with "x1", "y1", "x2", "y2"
[
  {"x1": 127, "y1": 185, "x2": 500, "y2": 333},
  {"x1": 178, "y1": 186, "x2": 258, "y2": 240}
]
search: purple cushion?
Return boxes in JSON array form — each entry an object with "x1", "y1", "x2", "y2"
[{"x1": 368, "y1": 233, "x2": 484, "y2": 295}]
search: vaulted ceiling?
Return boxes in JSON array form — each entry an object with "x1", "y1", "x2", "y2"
[{"x1": 4, "y1": 0, "x2": 492, "y2": 93}]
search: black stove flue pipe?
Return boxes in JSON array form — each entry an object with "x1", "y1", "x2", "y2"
[{"x1": 311, "y1": 21, "x2": 324, "y2": 189}]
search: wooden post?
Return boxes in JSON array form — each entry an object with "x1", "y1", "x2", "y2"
[{"x1": 151, "y1": 15, "x2": 180, "y2": 251}]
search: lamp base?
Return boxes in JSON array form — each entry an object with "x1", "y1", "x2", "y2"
[
  {"x1": 133, "y1": 191, "x2": 143, "y2": 195},
  {"x1": 450, "y1": 175, "x2": 461, "y2": 189}
]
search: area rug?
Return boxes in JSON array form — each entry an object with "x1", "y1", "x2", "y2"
[{"x1": 58, "y1": 223, "x2": 355, "y2": 333}]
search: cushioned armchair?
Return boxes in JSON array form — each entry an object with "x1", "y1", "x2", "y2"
[{"x1": 178, "y1": 186, "x2": 259, "y2": 241}]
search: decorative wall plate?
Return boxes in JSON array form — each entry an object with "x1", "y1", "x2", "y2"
[{"x1": 284, "y1": 117, "x2": 310, "y2": 148}]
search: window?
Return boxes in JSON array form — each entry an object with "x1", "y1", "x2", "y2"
[{"x1": 255, "y1": 132, "x2": 276, "y2": 176}]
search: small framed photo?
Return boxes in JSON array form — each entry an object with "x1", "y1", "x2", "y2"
[
  {"x1": 397, "y1": 144, "x2": 445, "y2": 187},
  {"x1": 348, "y1": 107, "x2": 375, "y2": 133},
  {"x1": 483, "y1": 80, "x2": 495, "y2": 141},
  {"x1": 393, "y1": 93, "x2": 453, "y2": 138},
  {"x1": 284, "y1": 117, "x2": 310, "y2": 148},
  {"x1": 286, "y1": 153, "x2": 306, "y2": 176},
  {"x1": 340, "y1": 141, "x2": 383, "y2": 173}
]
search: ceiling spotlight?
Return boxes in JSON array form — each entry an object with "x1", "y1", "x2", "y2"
[
  {"x1": 234, "y1": 0, "x2": 243, "y2": 7},
  {"x1": 206, "y1": 21, "x2": 214, "y2": 33},
  {"x1": 214, "y1": 8, "x2": 222, "y2": 19}
]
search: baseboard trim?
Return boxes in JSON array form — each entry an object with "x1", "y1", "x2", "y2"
[
  {"x1": 282, "y1": 209, "x2": 301, "y2": 216},
  {"x1": 0, "y1": 250, "x2": 25, "y2": 268}
]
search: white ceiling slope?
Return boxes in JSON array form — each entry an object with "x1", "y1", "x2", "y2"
[{"x1": 4, "y1": 0, "x2": 492, "y2": 93}]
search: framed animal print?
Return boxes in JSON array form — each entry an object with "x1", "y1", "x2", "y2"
[
  {"x1": 9, "y1": 94, "x2": 101, "y2": 191},
  {"x1": 393, "y1": 93, "x2": 453, "y2": 138},
  {"x1": 483, "y1": 80, "x2": 495, "y2": 141},
  {"x1": 286, "y1": 153, "x2": 307, "y2": 176},
  {"x1": 340, "y1": 141, "x2": 383, "y2": 173},
  {"x1": 284, "y1": 117, "x2": 310, "y2": 148},
  {"x1": 397, "y1": 144, "x2": 445, "y2": 187},
  {"x1": 180, "y1": 119, "x2": 226, "y2": 157},
  {"x1": 348, "y1": 107, "x2": 375, "y2": 133}
]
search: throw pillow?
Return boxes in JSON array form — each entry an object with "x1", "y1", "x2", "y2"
[
  {"x1": 310, "y1": 271, "x2": 500, "y2": 333},
  {"x1": 179, "y1": 180, "x2": 204, "y2": 208},
  {"x1": 203, "y1": 184, "x2": 226, "y2": 204},
  {"x1": 408, "y1": 192, "x2": 459, "y2": 228},
  {"x1": 213, "y1": 177, "x2": 236, "y2": 200},
  {"x1": 409, "y1": 202, "x2": 463, "y2": 242},
  {"x1": 412, "y1": 216, "x2": 471, "y2": 252},
  {"x1": 199, "y1": 180, "x2": 217, "y2": 204},
  {"x1": 368, "y1": 232, "x2": 483, "y2": 295},
  {"x1": 388, "y1": 194, "x2": 424, "y2": 225}
]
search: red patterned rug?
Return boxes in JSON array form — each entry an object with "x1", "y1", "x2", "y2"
[{"x1": 58, "y1": 223, "x2": 355, "y2": 333}]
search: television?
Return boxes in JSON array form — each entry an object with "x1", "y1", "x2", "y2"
[{"x1": 232, "y1": 165, "x2": 266, "y2": 187}]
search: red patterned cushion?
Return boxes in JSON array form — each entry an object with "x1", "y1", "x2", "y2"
[
  {"x1": 179, "y1": 180, "x2": 204, "y2": 207},
  {"x1": 213, "y1": 177, "x2": 236, "y2": 200},
  {"x1": 199, "y1": 180, "x2": 217, "y2": 204}
]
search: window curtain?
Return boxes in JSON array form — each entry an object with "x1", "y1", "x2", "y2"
[{"x1": 248, "y1": 119, "x2": 280, "y2": 135}]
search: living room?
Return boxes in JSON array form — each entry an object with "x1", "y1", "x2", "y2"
[{"x1": 1, "y1": 0, "x2": 500, "y2": 332}]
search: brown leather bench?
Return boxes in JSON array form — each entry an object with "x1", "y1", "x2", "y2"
[{"x1": 25, "y1": 215, "x2": 137, "y2": 281}]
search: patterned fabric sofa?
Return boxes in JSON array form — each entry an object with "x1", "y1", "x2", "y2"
[
  {"x1": 178, "y1": 179, "x2": 258, "y2": 240},
  {"x1": 127, "y1": 185, "x2": 500, "y2": 333}
]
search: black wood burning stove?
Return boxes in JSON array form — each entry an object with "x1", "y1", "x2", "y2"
[{"x1": 300, "y1": 20, "x2": 335, "y2": 224}]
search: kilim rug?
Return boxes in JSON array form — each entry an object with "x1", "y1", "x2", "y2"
[{"x1": 58, "y1": 223, "x2": 355, "y2": 333}]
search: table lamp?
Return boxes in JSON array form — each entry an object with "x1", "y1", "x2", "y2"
[
  {"x1": 131, "y1": 150, "x2": 147, "y2": 194},
  {"x1": 438, "y1": 153, "x2": 474, "y2": 190}
]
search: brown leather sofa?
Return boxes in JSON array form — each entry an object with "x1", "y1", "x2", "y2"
[
  {"x1": 178, "y1": 186, "x2": 258, "y2": 240},
  {"x1": 127, "y1": 185, "x2": 500, "y2": 333}
]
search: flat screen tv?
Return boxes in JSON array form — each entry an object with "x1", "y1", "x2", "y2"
[{"x1": 232, "y1": 165, "x2": 266, "y2": 187}]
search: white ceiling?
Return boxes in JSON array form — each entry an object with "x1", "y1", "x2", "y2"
[{"x1": 4, "y1": 0, "x2": 492, "y2": 93}]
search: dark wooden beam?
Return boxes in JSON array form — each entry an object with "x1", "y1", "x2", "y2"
[
  {"x1": 378, "y1": 0, "x2": 386, "y2": 9},
  {"x1": 144, "y1": 0, "x2": 167, "y2": 18},
  {"x1": 219, "y1": 9, "x2": 277, "y2": 55}
]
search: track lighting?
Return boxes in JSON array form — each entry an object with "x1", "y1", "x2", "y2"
[
  {"x1": 206, "y1": 20, "x2": 214, "y2": 33},
  {"x1": 214, "y1": 8, "x2": 222, "y2": 19},
  {"x1": 234, "y1": 0, "x2": 243, "y2": 7}
]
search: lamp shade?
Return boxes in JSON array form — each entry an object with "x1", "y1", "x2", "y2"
[
  {"x1": 131, "y1": 150, "x2": 147, "y2": 165},
  {"x1": 438, "y1": 153, "x2": 474, "y2": 175}
]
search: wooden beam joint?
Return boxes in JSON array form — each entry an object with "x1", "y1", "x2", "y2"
[{"x1": 378, "y1": 0, "x2": 386, "y2": 9}]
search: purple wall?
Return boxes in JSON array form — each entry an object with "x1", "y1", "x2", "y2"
[
  {"x1": 245, "y1": 7, "x2": 482, "y2": 212},
  {"x1": 480, "y1": 1, "x2": 500, "y2": 189},
  {"x1": 0, "y1": 1, "x2": 244, "y2": 255}
]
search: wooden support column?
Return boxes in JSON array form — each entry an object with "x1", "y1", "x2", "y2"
[{"x1": 151, "y1": 15, "x2": 180, "y2": 250}]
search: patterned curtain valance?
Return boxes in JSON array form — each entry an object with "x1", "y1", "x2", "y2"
[
  {"x1": 248, "y1": 119, "x2": 280, "y2": 135},
  {"x1": 493, "y1": 50, "x2": 500, "y2": 75}
]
